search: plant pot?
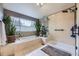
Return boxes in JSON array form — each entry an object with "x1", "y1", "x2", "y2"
[
  {"x1": 36, "y1": 31, "x2": 40, "y2": 36},
  {"x1": 7, "y1": 35, "x2": 16, "y2": 43}
]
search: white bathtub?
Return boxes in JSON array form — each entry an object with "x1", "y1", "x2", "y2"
[
  {"x1": 14, "y1": 36, "x2": 38, "y2": 44},
  {"x1": 13, "y1": 36, "x2": 47, "y2": 45}
]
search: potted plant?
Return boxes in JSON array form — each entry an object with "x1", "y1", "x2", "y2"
[
  {"x1": 35, "y1": 19, "x2": 41, "y2": 36},
  {"x1": 3, "y1": 16, "x2": 16, "y2": 43},
  {"x1": 41, "y1": 26, "x2": 46, "y2": 37}
]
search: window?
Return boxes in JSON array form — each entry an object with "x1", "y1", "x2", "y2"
[
  {"x1": 11, "y1": 16, "x2": 20, "y2": 26},
  {"x1": 20, "y1": 19, "x2": 32, "y2": 27},
  {"x1": 11, "y1": 16, "x2": 35, "y2": 32}
]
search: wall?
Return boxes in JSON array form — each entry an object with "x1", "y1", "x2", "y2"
[
  {"x1": 77, "y1": 4, "x2": 79, "y2": 56},
  {"x1": 0, "y1": 4, "x2": 7, "y2": 46},
  {"x1": 40, "y1": 16, "x2": 48, "y2": 27},
  {"x1": 0, "y1": 4, "x2": 3, "y2": 21},
  {"x1": 48, "y1": 12, "x2": 75, "y2": 46},
  {"x1": 0, "y1": 4, "x2": 3, "y2": 55},
  {"x1": 0, "y1": 22, "x2": 7, "y2": 46},
  {"x1": 77, "y1": 4, "x2": 79, "y2": 26},
  {"x1": 0, "y1": 4, "x2": 7, "y2": 55}
]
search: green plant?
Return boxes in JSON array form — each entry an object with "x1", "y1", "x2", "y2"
[
  {"x1": 3, "y1": 16, "x2": 16, "y2": 36},
  {"x1": 35, "y1": 19, "x2": 41, "y2": 36},
  {"x1": 41, "y1": 26, "x2": 47, "y2": 37}
]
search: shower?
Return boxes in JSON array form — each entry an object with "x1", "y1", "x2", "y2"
[{"x1": 62, "y1": 4, "x2": 79, "y2": 56}]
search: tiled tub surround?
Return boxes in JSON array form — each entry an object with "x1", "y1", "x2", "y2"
[{"x1": 0, "y1": 36, "x2": 46, "y2": 56}]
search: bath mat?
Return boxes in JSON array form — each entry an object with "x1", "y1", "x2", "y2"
[{"x1": 41, "y1": 45, "x2": 71, "y2": 56}]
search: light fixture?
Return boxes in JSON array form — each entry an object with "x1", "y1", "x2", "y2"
[{"x1": 36, "y1": 3, "x2": 44, "y2": 7}]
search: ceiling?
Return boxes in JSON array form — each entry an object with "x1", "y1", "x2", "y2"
[{"x1": 3, "y1": 3, "x2": 75, "y2": 19}]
